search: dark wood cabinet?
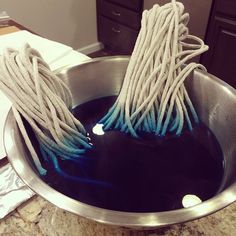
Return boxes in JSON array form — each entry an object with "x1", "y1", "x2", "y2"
[
  {"x1": 201, "y1": 0, "x2": 236, "y2": 88},
  {"x1": 97, "y1": 0, "x2": 143, "y2": 54},
  {"x1": 107, "y1": 0, "x2": 143, "y2": 11}
]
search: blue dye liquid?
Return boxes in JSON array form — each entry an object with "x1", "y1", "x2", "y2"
[{"x1": 39, "y1": 96, "x2": 224, "y2": 212}]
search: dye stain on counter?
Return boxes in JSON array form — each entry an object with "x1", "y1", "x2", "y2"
[{"x1": 41, "y1": 96, "x2": 224, "y2": 212}]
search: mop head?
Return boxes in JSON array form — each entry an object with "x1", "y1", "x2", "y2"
[
  {"x1": 99, "y1": 0, "x2": 208, "y2": 137},
  {"x1": 0, "y1": 44, "x2": 96, "y2": 183}
]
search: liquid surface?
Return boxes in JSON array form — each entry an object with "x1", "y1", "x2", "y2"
[{"x1": 40, "y1": 96, "x2": 224, "y2": 212}]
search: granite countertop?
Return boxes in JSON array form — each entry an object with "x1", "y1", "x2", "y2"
[{"x1": 0, "y1": 196, "x2": 235, "y2": 236}]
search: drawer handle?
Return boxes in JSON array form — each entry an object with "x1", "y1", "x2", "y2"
[
  {"x1": 112, "y1": 10, "x2": 121, "y2": 17},
  {"x1": 112, "y1": 27, "x2": 121, "y2": 33}
]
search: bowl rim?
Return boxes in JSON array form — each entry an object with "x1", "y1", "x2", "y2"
[{"x1": 4, "y1": 56, "x2": 236, "y2": 228}]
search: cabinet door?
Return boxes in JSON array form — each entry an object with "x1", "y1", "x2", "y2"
[
  {"x1": 98, "y1": 0, "x2": 141, "y2": 30},
  {"x1": 201, "y1": 0, "x2": 236, "y2": 88},
  {"x1": 215, "y1": 0, "x2": 236, "y2": 17},
  {"x1": 106, "y1": 0, "x2": 143, "y2": 12},
  {"x1": 98, "y1": 16, "x2": 138, "y2": 54}
]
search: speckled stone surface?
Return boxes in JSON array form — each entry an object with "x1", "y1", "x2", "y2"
[{"x1": 0, "y1": 196, "x2": 236, "y2": 236}]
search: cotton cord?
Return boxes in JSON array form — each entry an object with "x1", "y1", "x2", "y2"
[
  {"x1": 0, "y1": 44, "x2": 91, "y2": 176},
  {"x1": 100, "y1": 0, "x2": 209, "y2": 137}
]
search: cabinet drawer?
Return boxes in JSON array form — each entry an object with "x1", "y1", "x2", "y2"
[
  {"x1": 216, "y1": 0, "x2": 236, "y2": 18},
  {"x1": 98, "y1": 0, "x2": 141, "y2": 30},
  {"x1": 106, "y1": 0, "x2": 143, "y2": 12},
  {"x1": 98, "y1": 16, "x2": 138, "y2": 54}
]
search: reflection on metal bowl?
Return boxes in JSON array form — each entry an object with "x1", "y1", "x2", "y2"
[{"x1": 4, "y1": 56, "x2": 236, "y2": 229}]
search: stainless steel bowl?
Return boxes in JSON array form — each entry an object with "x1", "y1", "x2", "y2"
[{"x1": 4, "y1": 56, "x2": 236, "y2": 229}]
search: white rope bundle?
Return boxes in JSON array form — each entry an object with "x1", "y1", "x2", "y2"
[
  {"x1": 100, "y1": 0, "x2": 209, "y2": 137},
  {"x1": 0, "y1": 44, "x2": 90, "y2": 175}
]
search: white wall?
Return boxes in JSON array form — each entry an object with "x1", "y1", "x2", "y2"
[{"x1": 0, "y1": 0, "x2": 98, "y2": 50}]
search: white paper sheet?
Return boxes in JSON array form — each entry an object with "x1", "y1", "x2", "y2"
[{"x1": 0, "y1": 30, "x2": 72, "y2": 64}]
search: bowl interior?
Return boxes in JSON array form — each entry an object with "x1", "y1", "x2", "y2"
[{"x1": 4, "y1": 56, "x2": 236, "y2": 228}]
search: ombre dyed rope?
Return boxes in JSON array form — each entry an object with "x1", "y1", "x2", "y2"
[
  {"x1": 100, "y1": 0, "x2": 209, "y2": 137},
  {"x1": 0, "y1": 44, "x2": 92, "y2": 178}
]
